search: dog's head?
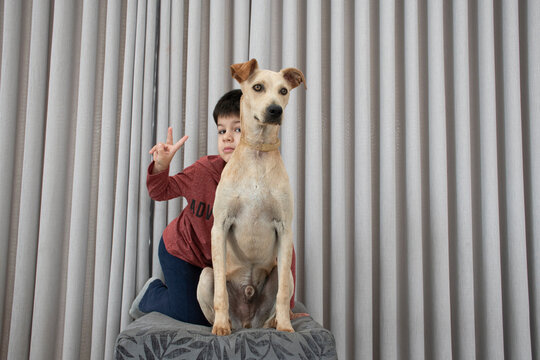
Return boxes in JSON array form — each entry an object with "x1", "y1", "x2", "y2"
[{"x1": 231, "y1": 59, "x2": 305, "y2": 126}]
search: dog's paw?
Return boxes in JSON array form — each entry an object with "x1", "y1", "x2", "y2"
[
  {"x1": 212, "y1": 326, "x2": 231, "y2": 336},
  {"x1": 276, "y1": 320, "x2": 294, "y2": 333},
  {"x1": 263, "y1": 316, "x2": 277, "y2": 329},
  {"x1": 276, "y1": 325, "x2": 294, "y2": 332},
  {"x1": 212, "y1": 320, "x2": 231, "y2": 336}
]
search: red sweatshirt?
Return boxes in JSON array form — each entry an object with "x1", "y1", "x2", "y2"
[{"x1": 147, "y1": 155, "x2": 296, "y2": 307}]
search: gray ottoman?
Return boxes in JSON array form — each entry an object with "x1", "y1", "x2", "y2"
[{"x1": 115, "y1": 302, "x2": 337, "y2": 359}]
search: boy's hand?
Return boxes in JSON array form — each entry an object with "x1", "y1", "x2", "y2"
[
  {"x1": 150, "y1": 127, "x2": 188, "y2": 173},
  {"x1": 290, "y1": 310, "x2": 309, "y2": 320}
]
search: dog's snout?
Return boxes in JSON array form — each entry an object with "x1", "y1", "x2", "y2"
[{"x1": 267, "y1": 104, "x2": 283, "y2": 119}]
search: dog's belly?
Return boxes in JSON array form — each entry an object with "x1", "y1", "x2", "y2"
[
  {"x1": 222, "y1": 184, "x2": 288, "y2": 264},
  {"x1": 227, "y1": 211, "x2": 277, "y2": 261}
]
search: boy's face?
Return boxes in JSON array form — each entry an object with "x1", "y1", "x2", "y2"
[{"x1": 217, "y1": 115, "x2": 241, "y2": 162}]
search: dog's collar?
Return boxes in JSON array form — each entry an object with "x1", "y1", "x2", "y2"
[{"x1": 240, "y1": 135, "x2": 280, "y2": 152}]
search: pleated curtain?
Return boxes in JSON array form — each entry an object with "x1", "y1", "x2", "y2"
[{"x1": 0, "y1": 0, "x2": 538, "y2": 359}]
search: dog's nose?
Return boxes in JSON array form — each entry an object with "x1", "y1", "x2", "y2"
[{"x1": 266, "y1": 104, "x2": 283, "y2": 119}]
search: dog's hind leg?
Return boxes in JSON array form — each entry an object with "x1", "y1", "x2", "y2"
[
  {"x1": 251, "y1": 266, "x2": 278, "y2": 328},
  {"x1": 258, "y1": 266, "x2": 294, "y2": 329},
  {"x1": 197, "y1": 267, "x2": 215, "y2": 324}
]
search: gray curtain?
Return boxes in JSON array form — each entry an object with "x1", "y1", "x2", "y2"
[{"x1": 1, "y1": 0, "x2": 538, "y2": 359}]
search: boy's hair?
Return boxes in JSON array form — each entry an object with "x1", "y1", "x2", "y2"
[{"x1": 213, "y1": 89, "x2": 242, "y2": 124}]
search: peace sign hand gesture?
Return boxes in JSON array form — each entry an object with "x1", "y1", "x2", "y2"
[{"x1": 149, "y1": 127, "x2": 189, "y2": 174}]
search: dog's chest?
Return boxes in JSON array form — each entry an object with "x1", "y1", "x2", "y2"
[
  {"x1": 235, "y1": 176, "x2": 289, "y2": 218},
  {"x1": 235, "y1": 161, "x2": 290, "y2": 205},
  {"x1": 217, "y1": 154, "x2": 292, "y2": 223}
]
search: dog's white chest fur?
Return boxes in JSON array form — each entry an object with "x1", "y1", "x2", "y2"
[{"x1": 214, "y1": 152, "x2": 292, "y2": 268}]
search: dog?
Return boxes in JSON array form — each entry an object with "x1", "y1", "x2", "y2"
[{"x1": 196, "y1": 59, "x2": 306, "y2": 335}]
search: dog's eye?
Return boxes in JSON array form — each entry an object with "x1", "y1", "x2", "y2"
[
  {"x1": 253, "y1": 84, "x2": 263, "y2": 92},
  {"x1": 280, "y1": 88, "x2": 288, "y2": 95}
]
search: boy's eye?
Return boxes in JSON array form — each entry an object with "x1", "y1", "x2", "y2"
[
  {"x1": 253, "y1": 84, "x2": 263, "y2": 92},
  {"x1": 235, "y1": 128, "x2": 241, "y2": 132},
  {"x1": 218, "y1": 129, "x2": 226, "y2": 134},
  {"x1": 280, "y1": 88, "x2": 288, "y2": 95}
]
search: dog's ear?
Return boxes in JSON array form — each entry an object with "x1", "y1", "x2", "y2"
[
  {"x1": 281, "y1": 68, "x2": 306, "y2": 90},
  {"x1": 231, "y1": 59, "x2": 259, "y2": 83}
]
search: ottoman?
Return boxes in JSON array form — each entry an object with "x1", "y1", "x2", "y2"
[{"x1": 114, "y1": 302, "x2": 337, "y2": 359}]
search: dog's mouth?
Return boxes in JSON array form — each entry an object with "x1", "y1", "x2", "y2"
[
  {"x1": 254, "y1": 114, "x2": 282, "y2": 126},
  {"x1": 264, "y1": 116, "x2": 282, "y2": 125}
]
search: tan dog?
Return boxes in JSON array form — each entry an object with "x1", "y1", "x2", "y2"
[{"x1": 196, "y1": 59, "x2": 305, "y2": 335}]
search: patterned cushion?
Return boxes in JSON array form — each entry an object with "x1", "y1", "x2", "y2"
[{"x1": 115, "y1": 302, "x2": 337, "y2": 360}]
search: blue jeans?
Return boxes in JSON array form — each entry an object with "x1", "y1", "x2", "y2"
[{"x1": 139, "y1": 238, "x2": 210, "y2": 326}]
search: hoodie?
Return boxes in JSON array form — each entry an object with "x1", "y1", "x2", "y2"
[{"x1": 147, "y1": 155, "x2": 226, "y2": 268}]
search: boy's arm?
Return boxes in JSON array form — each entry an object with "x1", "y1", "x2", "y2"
[
  {"x1": 147, "y1": 127, "x2": 190, "y2": 201},
  {"x1": 146, "y1": 161, "x2": 198, "y2": 201}
]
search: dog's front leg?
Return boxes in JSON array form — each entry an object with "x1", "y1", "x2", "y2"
[
  {"x1": 211, "y1": 217, "x2": 232, "y2": 335},
  {"x1": 275, "y1": 223, "x2": 294, "y2": 332}
]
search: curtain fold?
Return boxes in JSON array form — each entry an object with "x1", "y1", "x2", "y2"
[
  {"x1": 1, "y1": 1, "x2": 539, "y2": 359},
  {"x1": 62, "y1": 0, "x2": 100, "y2": 358},
  {"x1": 477, "y1": 1, "x2": 506, "y2": 359},
  {"x1": 152, "y1": 0, "x2": 169, "y2": 272},
  {"x1": 137, "y1": 0, "x2": 157, "y2": 293},
  {"x1": 329, "y1": 1, "x2": 355, "y2": 358},
  {"x1": 90, "y1": 0, "x2": 122, "y2": 358},
  {"x1": 354, "y1": 0, "x2": 374, "y2": 359},
  {"x1": 119, "y1": 0, "x2": 147, "y2": 333},
  {"x1": 103, "y1": 0, "x2": 139, "y2": 358},
  {"x1": 379, "y1": 0, "x2": 398, "y2": 358},
  {"x1": 451, "y1": 0, "x2": 476, "y2": 358},
  {"x1": 6, "y1": 0, "x2": 50, "y2": 359},
  {"x1": 207, "y1": 0, "x2": 230, "y2": 156},
  {"x1": 527, "y1": 0, "x2": 540, "y2": 357},
  {"x1": 304, "y1": 0, "x2": 327, "y2": 335},
  {"x1": 500, "y1": 1, "x2": 531, "y2": 359},
  {"x1": 184, "y1": 0, "x2": 204, "y2": 169},
  {"x1": 403, "y1": 0, "x2": 426, "y2": 358},
  {"x1": 0, "y1": 0, "x2": 23, "y2": 347},
  {"x1": 281, "y1": 0, "x2": 304, "y2": 311},
  {"x1": 29, "y1": 0, "x2": 79, "y2": 358},
  {"x1": 426, "y1": 0, "x2": 453, "y2": 357}
]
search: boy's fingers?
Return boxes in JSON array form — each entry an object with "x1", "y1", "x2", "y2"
[
  {"x1": 289, "y1": 310, "x2": 310, "y2": 320},
  {"x1": 166, "y1": 127, "x2": 173, "y2": 144},
  {"x1": 149, "y1": 143, "x2": 164, "y2": 154},
  {"x1": 171, "y1": 135, "x2": 189, "y2": 153}
]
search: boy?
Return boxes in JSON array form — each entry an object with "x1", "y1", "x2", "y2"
[{"x1": 130, "y1": 89, "x2": 296, "y2": 325}]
